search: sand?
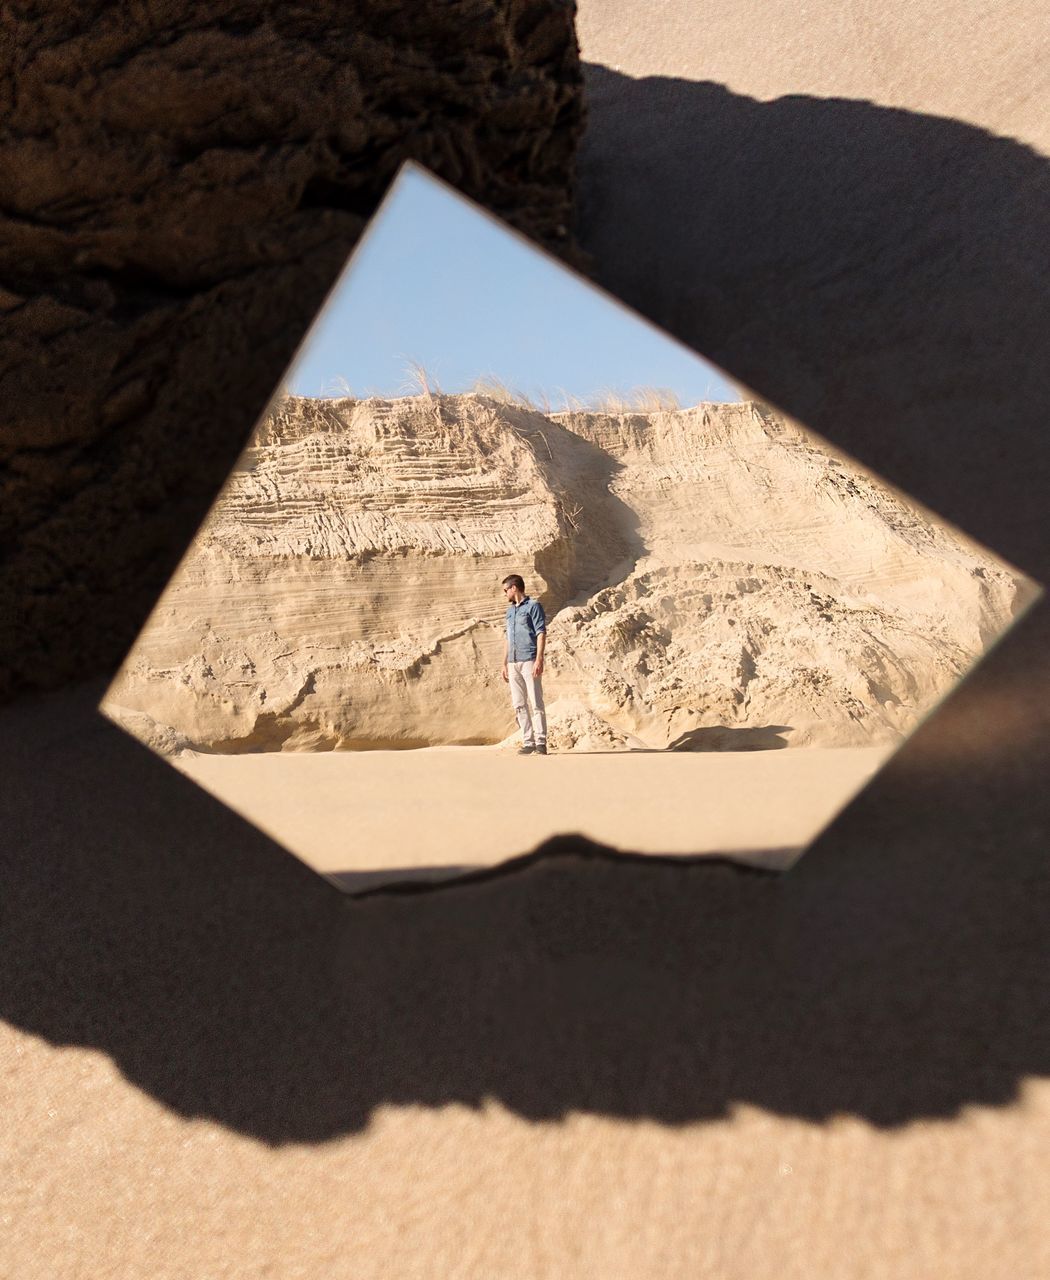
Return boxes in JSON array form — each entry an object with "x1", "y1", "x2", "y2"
[
  {"x1": 3, "y1": 675, "x2": 1048, "y2": 1280},
  {"x1": 4, "y1": 2, "x2": 1049, "y2": 1277},
  {"x1": 101, "y1": 393, "x2": 1029, "y2": 893},
  {"x1": 174, "y1": 744, "x2": 893, "y2": 889},
  {"x1": 104, "y1": 381, "x2": 1030, "y2": 766},
  {"x1": 4, "y1": 990, "x2": 1047, "y2": 1279}
]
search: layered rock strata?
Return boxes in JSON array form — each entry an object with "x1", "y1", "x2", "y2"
[{"x1": 104, "y1": 394, "x2": 1033, "y2": 753}]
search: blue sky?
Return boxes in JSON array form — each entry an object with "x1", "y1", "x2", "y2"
[{"x1": 286, "y1": 164, "x2": 743, "y2": 407}]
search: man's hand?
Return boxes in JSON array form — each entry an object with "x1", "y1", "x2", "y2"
[
  {"x1": 501, "y1": 663, "x2": 509, "y2": 682},
  {"x1": 532, "y1": 657, "x2": 544, "y2": 678}
]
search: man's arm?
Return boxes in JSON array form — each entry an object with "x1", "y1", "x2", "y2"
[
  {"x1": 530, "y1": 600, "x2": 547, "y2": 676},
  {"x1": 533, "y1": 629, "x2": 546, "y2": 677},
  {"x1": 501, "y1": 628, "x2": 509, "y2": 682}
]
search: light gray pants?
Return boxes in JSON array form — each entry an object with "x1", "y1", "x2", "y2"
[{"x1": 508, "y1": 661, "x2": 546, "y2": 746}]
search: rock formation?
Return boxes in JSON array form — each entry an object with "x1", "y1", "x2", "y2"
[
  {"x1": 103, "y1": 394, "x2": 1034, "y2": 753},
  {"x1": 0, "y1": 1, "x2": 584, "y2": 701}
]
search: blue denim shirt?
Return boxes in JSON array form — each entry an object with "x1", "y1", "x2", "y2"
[{"x1": 505, "y1": 596, "x2": 546, "y2": 662}]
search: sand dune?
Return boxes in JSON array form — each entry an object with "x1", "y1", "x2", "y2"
[{"x1": 103, "y1": 393, "x2": 1030, "y2": 758}]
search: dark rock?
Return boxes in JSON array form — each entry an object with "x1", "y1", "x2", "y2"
[{"x1": 0, "y1": 0, "x2": 584, "y2": 700}]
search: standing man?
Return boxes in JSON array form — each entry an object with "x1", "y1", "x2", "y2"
[{"x1": 501, "y1": 574, "x2": 548, "y2": 756}]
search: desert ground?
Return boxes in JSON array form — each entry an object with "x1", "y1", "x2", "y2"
[
  {"x1": 101, "y1": 390, "x2": 1030, "y2": 887},
  {"x1": 3, "y1": 3, "x2": 1049, "y2": 1279},
  {"x1": 174, "y1": 743, "x2": 893, "y2": 889}
]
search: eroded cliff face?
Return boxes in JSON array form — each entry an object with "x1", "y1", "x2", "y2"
[
  {"x1": 104, "y1": 394, "x2": 1030, "y2": 753},
  {"x1": 0, "y1": 1, "x2": 584, "y2": 701}
]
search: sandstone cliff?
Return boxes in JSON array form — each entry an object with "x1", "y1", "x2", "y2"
[{"x1": 103, "y1": 393, "x2": 1033, "y2": 753}]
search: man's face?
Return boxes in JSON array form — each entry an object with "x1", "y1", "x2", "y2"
[{"x1": 503, "y1": 582, "x2": 523, "y2": 605}]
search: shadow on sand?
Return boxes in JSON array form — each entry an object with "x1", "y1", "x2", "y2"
[
  {"x1": 326, "y1": 837, "x2": 802, "y2": 896},
  {"x1": 666, "y1": 724, "x2": 792, "y2": 751},
  {"x1": 2, "y1": 75, "x2": 1049, "y2": 1143}
]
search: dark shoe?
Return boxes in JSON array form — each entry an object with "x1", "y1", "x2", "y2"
[
  {"x1": 535, "y1": 743, "x2": 548, "y2": 755},
  {"x1": 517, "y1": 745, "x2": 535, "y2": 756}
]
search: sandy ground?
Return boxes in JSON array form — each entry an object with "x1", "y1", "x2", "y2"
[
  {"x1": 575, "y1": 0, "x2": 1050, "y2": 148},
  {"x1": 3, "y1": 1005, "x2": 1047, "y2": 1279},
  {"x1": 3, "y1": 4, "x2": 1049, "y2": 1278},
  {"x1": 174, "y1": 745, "x2": 892, "y2": 890},
  {"x1": 3, "y1": 677, "x2": 1049, "y2": 1280}
]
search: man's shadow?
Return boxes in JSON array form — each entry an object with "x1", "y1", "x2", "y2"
[{"x1": 2, "y1": 72, "x2": 1048, "y2": 1144}]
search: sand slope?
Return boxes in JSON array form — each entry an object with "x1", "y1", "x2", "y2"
[{"x1": 103, "y1": 394, "x2": 1030, "y2": 754}]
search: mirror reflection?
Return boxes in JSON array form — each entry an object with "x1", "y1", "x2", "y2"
[{"x1": 101, "y1": 164, "x2": 1041, "y2": 891}]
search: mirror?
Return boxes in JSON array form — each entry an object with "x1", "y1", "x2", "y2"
[{"x1": 101, "y1": 163, "x2": 1041, "y2": 891}]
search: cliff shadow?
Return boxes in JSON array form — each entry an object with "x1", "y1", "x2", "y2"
[
  {"x1": 516, "y1": 407, "x2": 646, "y2": 611},
  {"x1": 578, "y1": 67, "x2": 1050, "y2": 577},
  {"x1": 1, "y1": 78, "x2": 1049, "y2": 1141},
  {"x1": 666, "y1": 724, "x2": 792, "y2": 751}
]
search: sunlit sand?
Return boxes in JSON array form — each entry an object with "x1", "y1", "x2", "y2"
[{"x1": 174, "y1": 743, "x2": 893, "y2": 891}]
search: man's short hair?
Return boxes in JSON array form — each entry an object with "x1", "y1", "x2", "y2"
[{"x1": 502, "y1": 573, "x2": 525, "y2": 592}]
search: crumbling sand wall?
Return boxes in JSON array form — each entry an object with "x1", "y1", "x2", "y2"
[{"x1": 104, "y1": 393, "x2": 1028, "y2": 752}]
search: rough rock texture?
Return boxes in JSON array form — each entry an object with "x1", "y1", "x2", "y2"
[
  {"x1": 103, "y1": 393, "x2": 1032, "y2": 752},
  {"x1": 0, "y1": 0, "x2": 584, "y2": 702}
]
